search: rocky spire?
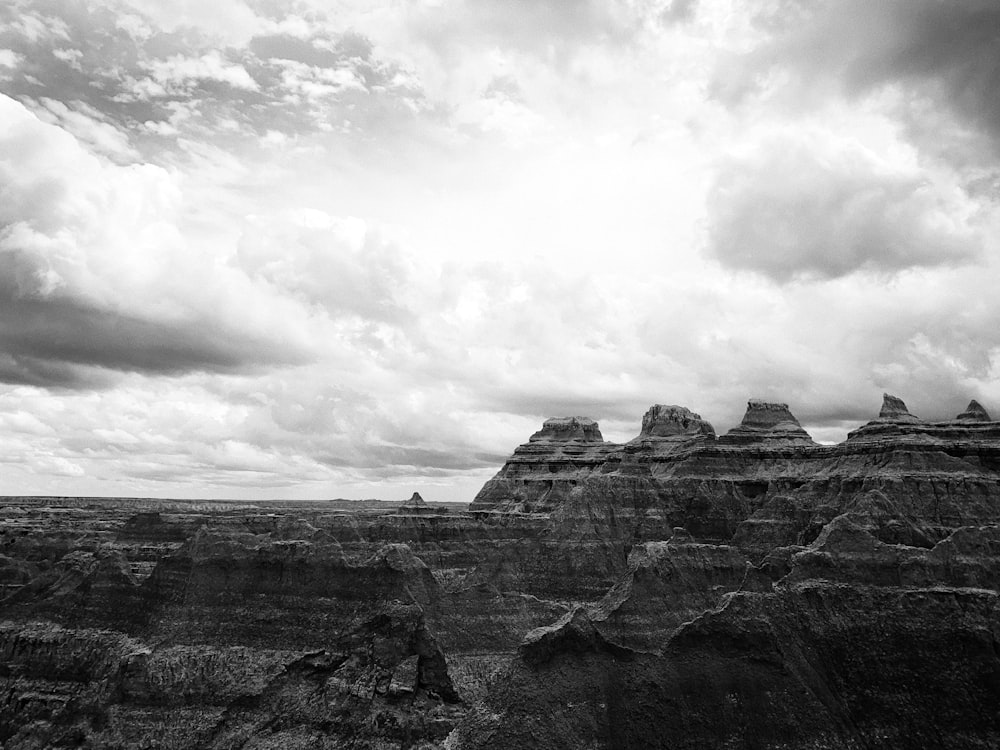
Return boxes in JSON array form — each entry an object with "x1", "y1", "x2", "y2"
[
  {"x1": 879, "y1": 394, "x2": 910, "y2": 419},
  {"x1": 875, "y1": 394, "x2": 922, "y2": 424},
  {"x1": 956, "y1": 400, "x2": 992, "y2": 422},
  {"x1": 846, "y1": 393, "x2": 926, "y2": 440}
]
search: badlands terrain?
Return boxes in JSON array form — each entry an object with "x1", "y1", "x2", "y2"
[{"x1": 2, "y1": 394, "x2": 1000, "y2": 748}]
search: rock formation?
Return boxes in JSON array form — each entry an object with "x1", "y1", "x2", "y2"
[
  {"x1": 879, "y1": 392, "x2": 919, "y2": 420},
  {"x1": 634, "y1": 404, "x2": 715, "y2": 439},
  {"x1": 398, "y1": 491, "x2": 434, "y2": 514},
  {"x1": 957, "y1": 399, "x2": 992, "y2": 421},
  {"x1": 529, "y1": 416, "x2": 604, "y2": 442},
  {"x1": 471, "y1": 417, "x2": 617, "y2": 512},
  {"x1": 719, "y1": 399, "x2": 815, "y2": 444},
  {"x1": 3, "y1": 394, "x2": 1000, "y2": 748}
]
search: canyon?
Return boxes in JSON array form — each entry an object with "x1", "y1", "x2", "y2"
[{"x1": 2, "y1": 394, "x2": 1000, "y2": 748}]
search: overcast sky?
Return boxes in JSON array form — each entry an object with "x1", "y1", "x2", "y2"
[{"x1": 1, "y1": 0, "x2": 998, "y2": 502}]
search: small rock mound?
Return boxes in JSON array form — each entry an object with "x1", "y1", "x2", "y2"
[
  {"x1": 400, "y1": 492, "x2": 427, "y2": 508},
  {"x1": 529, "y1": 417, "x2": 604, "y2": 443},
  {"x1": 397, "y1": 491, "x2": 434, "y2": 515},
  {"x1": 721, "y1": 400, "x2": 814, "y2": 444},
  {"x1": 636, "y1": 405, "x2": 715, "y2": 438},
  {"x1": 956, "y1": 399, "x2": 992, "y2": 422}
]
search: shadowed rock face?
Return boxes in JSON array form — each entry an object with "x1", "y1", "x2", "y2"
[{"x1": 449, "y1": 519, "x2": 1000, "y2": 750}]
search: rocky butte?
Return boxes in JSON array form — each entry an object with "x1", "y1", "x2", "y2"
[{"x1": 2, "y1": 393, "x2": 1000, "y2": 748}]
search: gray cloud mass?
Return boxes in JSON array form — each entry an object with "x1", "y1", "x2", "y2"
[
  {"x1": 0, "y1": 0, "x2": 998, "y2": 500},
  {"x1": 0, "y1": 281, "x2": 309, "y2": 387},
  {"x1": 713, "y1": 0, "x2": 1000, "y2": 162},
  {"x1": 706, "y1": 130, "x2": 981, "y2": 281}
]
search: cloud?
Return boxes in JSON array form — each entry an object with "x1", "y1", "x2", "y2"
[
  {"x1": 117, "y1": 0, "x2": 264, "y2": 46},
  {"x1": 406, "y1": 0, "x2": 695, "y2": 59},
  {"x1": 0, "y1": 1, "x2": 436, "y2": 156},
  {"x1": 236, "y1": 210, "x2": 413, "y2": 324},
  {"x1": 0, "y1": 281, "x2": 306, "y2": 387},
  {"x1": 29, "y1": 96, "x2": 138, "y2": 159},
  {"x1": 0, "y1": 94, "x2": 311, "y2": 386},
  {"x1": 455, "y1": 77, "x2": 548, "y2": 144},
  {"x1": 144, "y1": 50, "x2": 260, "y2": 92},
  {"x1": 712, "y1": 0, "x2": 1000, "y2": 162},
  {"x1": 0, "y1": 48, "x2": 22, "y2": 68},
  {"x1": 706, "y1": 127, "x2": 982, "y2": 281}
]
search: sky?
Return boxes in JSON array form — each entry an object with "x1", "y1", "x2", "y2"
[{"x1": 1, "y1": 0, "x2": 999, "y2": 502}]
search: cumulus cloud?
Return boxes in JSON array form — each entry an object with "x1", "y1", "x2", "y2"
[
  {"x1": 706, "y1": 128, "x2": 982, "y2": 280},
  {"x1": 0, "y1": 95, "x2": 311, "y2": 386}
]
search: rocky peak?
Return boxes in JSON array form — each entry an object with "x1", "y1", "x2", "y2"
[
  {"x1": 721, "y1": 400, "x2": 814, "y2": 444},
  {"x1": 637, "y1": 405, "x2": 715, "y2": 438},
  {"x1": 847, "y1": 393, "x2": 963, "y2": 441},
  {"x1": 956, "y1": 400, "x2": 992, "y2": 422},
  {"x1": 404, "y1": 492, "x2": 426, "y2": 506},
  {"x1": 529, "y1": 417, "x2": 604, "y2": 443},
  {"x1": 741, "y1": 400, "x2": 803, "y2": 429},
  {"x1": 879, "y1": 393, "x2": 921, "y2": 422}
]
